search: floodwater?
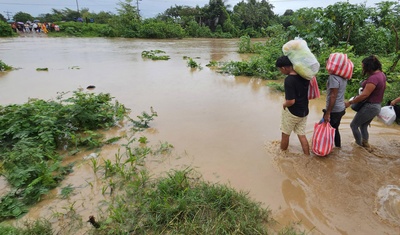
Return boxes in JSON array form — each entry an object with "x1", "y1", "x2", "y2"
[{"x1": 1, "y1": 36, "x2": 400, "y2": 234}]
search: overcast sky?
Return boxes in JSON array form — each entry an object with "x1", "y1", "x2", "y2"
[{"x1": 0, "y1": 0, "x2": 385, "y2": 19}]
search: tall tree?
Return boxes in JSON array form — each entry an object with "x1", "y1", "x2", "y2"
[
  {"x1": 111, "y1": 0, "x2": 141, "y2": 37},
  {"x1": 13, "y1": 12, "x2": 33, "y2": 23},
  {"x1": 372, "y1": 1, "x2": 400, "y2": 71},
  {"x1": 203, "y1": 0, "x2": 231, "y2": 31},
  {"x1": 232, "y1": 0, "x2": 275, "y2": 30},
  {"x1": 322, "y1": 2, "x2": 369, "y2": 46},
  {"x1": 0, "y1": 13, "x2": 6, "y2": 22}
]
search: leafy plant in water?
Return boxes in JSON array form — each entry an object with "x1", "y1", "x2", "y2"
[
  {"x1": 186, "y1": 57, "x2": 202, "y2": 69},
  {"x1": 0, "y1": 60, "x2": 12, "y2": 71},
  {"x1": 153, "y1": 141, "x2": 174, "y2": 155},
  {"x1": 267, "y1": 82, "x2": 285, "y2": 92},
  {"x1": 0, "y1": 90, "x2": 128, "y2": 221},
  {"x1": 60, "y1": 184, "x2": 74, "y2": 199},
  {"x1": 206, "y1": 60, "x2": 219, "y2": 67},
  {"x1": 128, "y1": 107, "x2": 158, "y2": 131},
  {"x1": 141, "y1": 50, "x2": 170, "y2": 60},
  {"x1": 0, "y1": 193, "x2": 28, "y2": 219},
  {"x1": 138, "y1": 136, "x2": 148, "y2": 144}
]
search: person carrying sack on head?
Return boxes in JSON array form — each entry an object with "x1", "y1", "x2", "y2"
[
  {"x1": 323, "y1": 53, "x2": 353, "y2": 148},
  {"x1": 276, "y1": 55, "x2": 310, "y2": 155}
]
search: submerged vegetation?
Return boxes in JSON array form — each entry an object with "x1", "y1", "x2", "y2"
[
  {"x1": 141, "y1": 50, "x2": 170, "y2": 60},
  {"x1": 0, "y1": 60, "x2": 12, "y2": 71},
  {"x1": 186, "y1": 57, "x2": 202, "y2": 69},
  {"x1": 0, "y1": 91, "x2": 128, "y2": 221}
]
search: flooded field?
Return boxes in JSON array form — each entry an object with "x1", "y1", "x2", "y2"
[{"x1": 1, "y1": 37, "x2": 400, "y2": 234}]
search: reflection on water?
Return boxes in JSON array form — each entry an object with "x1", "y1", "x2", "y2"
[{"x1": 1, "y1": 37, "x2": 400, "y2": 234}]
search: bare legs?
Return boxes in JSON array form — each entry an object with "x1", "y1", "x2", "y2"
[{"x1": 281, "y1": 133, "x2": 310, "y2": 155}]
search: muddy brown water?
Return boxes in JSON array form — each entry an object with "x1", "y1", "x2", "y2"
[{"x1": 1, "y1": 37, "x2": 400, "y2": 234}]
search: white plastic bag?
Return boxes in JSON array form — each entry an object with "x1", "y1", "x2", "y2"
[
  {"x1": 282, "y1": 39, "x2": 320, "y2": 80},
  {"x1": 378, "y1": 106, "x2": 396, "y2": 125}
]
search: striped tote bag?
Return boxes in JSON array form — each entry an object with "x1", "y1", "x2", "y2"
[
  {"x1": 312, "y1": 122, "x2": 335, "y2": 157},
  {"x1": 308, "y1": 76, "x2": 320, "y2": 100}
]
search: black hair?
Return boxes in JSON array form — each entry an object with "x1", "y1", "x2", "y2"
[
  {"x1": 362, "y1": 55, "x2": 382, "y2": 76},
  {"x1": 275, "y1": 55, "x2": 292, "y2": 67}
]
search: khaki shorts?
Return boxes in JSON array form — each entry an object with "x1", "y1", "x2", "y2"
[{"x1": 281, "y1": 108, "x2": 307, "y2": 135}]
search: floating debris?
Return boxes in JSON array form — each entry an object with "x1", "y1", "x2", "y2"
[
  {"x1": 87, "y1": 85, "x2": 96, "y2": 89},
  {"x1": 83, "y1": 152, "x2": 98, "y2": 160},
  {"x1": 36, "y1": 68, "x2": 48, "y2": 71}
]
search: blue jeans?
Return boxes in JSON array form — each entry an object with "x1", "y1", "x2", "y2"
[{"x1": 350, "y1": 103, "x2": 381, "y2": 146}]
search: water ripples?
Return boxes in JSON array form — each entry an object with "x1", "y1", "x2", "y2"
[{"x1": 375, "y1": 185, "x2": 400, "y2": 226}]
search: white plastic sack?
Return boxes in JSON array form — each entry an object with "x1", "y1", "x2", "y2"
[
  {"x1": 282, "y1": 39, "x2": 320, "y2": 80},
  {"x1": 378, "y1": 106, "x2": 396, "y2": 125}
]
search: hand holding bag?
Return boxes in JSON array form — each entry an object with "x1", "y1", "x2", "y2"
[
  {"x1": 350, "y1": 88, "x2": 367, "y2": 112},
  {"x1": 312, "y1": 122, "x2": 335, "y2": 157},
  {"x1": 350, "y1": 97, "x2": 367, "y2": 112},
  {"x1": 377, "y1": 106, "x2": 396, "y2": 125}
]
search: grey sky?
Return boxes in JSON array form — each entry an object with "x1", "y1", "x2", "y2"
[{"x1": 0, "y1": 0, "x2": 385, "y2": 19}]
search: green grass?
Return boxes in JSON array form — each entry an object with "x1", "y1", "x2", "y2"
[
  {"x1": 0, "y1": 219, "x2": 53, "y2": 235},
  {"x1": 93, "y1": 167, "x2": 273, "y2": 234}
]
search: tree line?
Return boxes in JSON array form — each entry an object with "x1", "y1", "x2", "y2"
[
  {"x1": 0, "y1": 0, "x2": 398, "y2": 54},
  {"x1": 1, "y1": 0, "x2": 399, "y2": 98}
]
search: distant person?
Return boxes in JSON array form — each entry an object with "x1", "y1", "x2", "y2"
[
  {"x1": 323, "y1": 54, "x2": 349, "y2": 148},
  {"x1": 389, "y1": 96, "x2": 400, "y2": 123},
  {"x1": 11, "y1": 22, "x2": 17, "y2": 32},
  {"x1": 32, "y1": 23, "x2": 38, "y2": 33},
  {"x1": 390, "y1": 97, "x2": 400, "y2": 106},
  {"x1": 24, "y1": 23, "x2": 30, "y2": 33},
  {"x1": 345, "y1": 55, "x2": 386, "y2": 148},
  {"x1": 276, "y1": 55, "x2": 310, "y2": 155},
  {"x1": 41, "y1": 23, "x2": 48, "y2": 33}
]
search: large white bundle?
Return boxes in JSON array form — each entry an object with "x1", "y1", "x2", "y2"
[{"x1": 282, "y1": 39, "x2": 320, "y2": 80}]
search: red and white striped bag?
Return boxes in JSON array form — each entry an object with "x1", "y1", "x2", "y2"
[
  {"x1": 326, "y1": 53, "x2": 354, "y2": 80},
  {"x1": 308, "y1": 76, "x2": 320, "y2": 100},
  {"x1": 312, "y1": 122, "x2": 335, "y2": 157}
]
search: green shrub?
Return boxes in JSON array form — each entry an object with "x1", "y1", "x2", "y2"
[
  {"x1": 184, "y1": 20, "x2": 212, "y2": 37},
  {"x1": 51, "y1": 22, "x2": 117, "y2": 37},
  {"x1": 0, "y1": 21, "x2": 13, "y2": 37},
  {"x1": 139, "y1": 19, "x2": 186, "y2": 39}
]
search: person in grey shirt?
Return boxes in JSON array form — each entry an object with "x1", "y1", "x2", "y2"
[{"x1": 323, "y1": 74, "x2": 347, "y2": 147}]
